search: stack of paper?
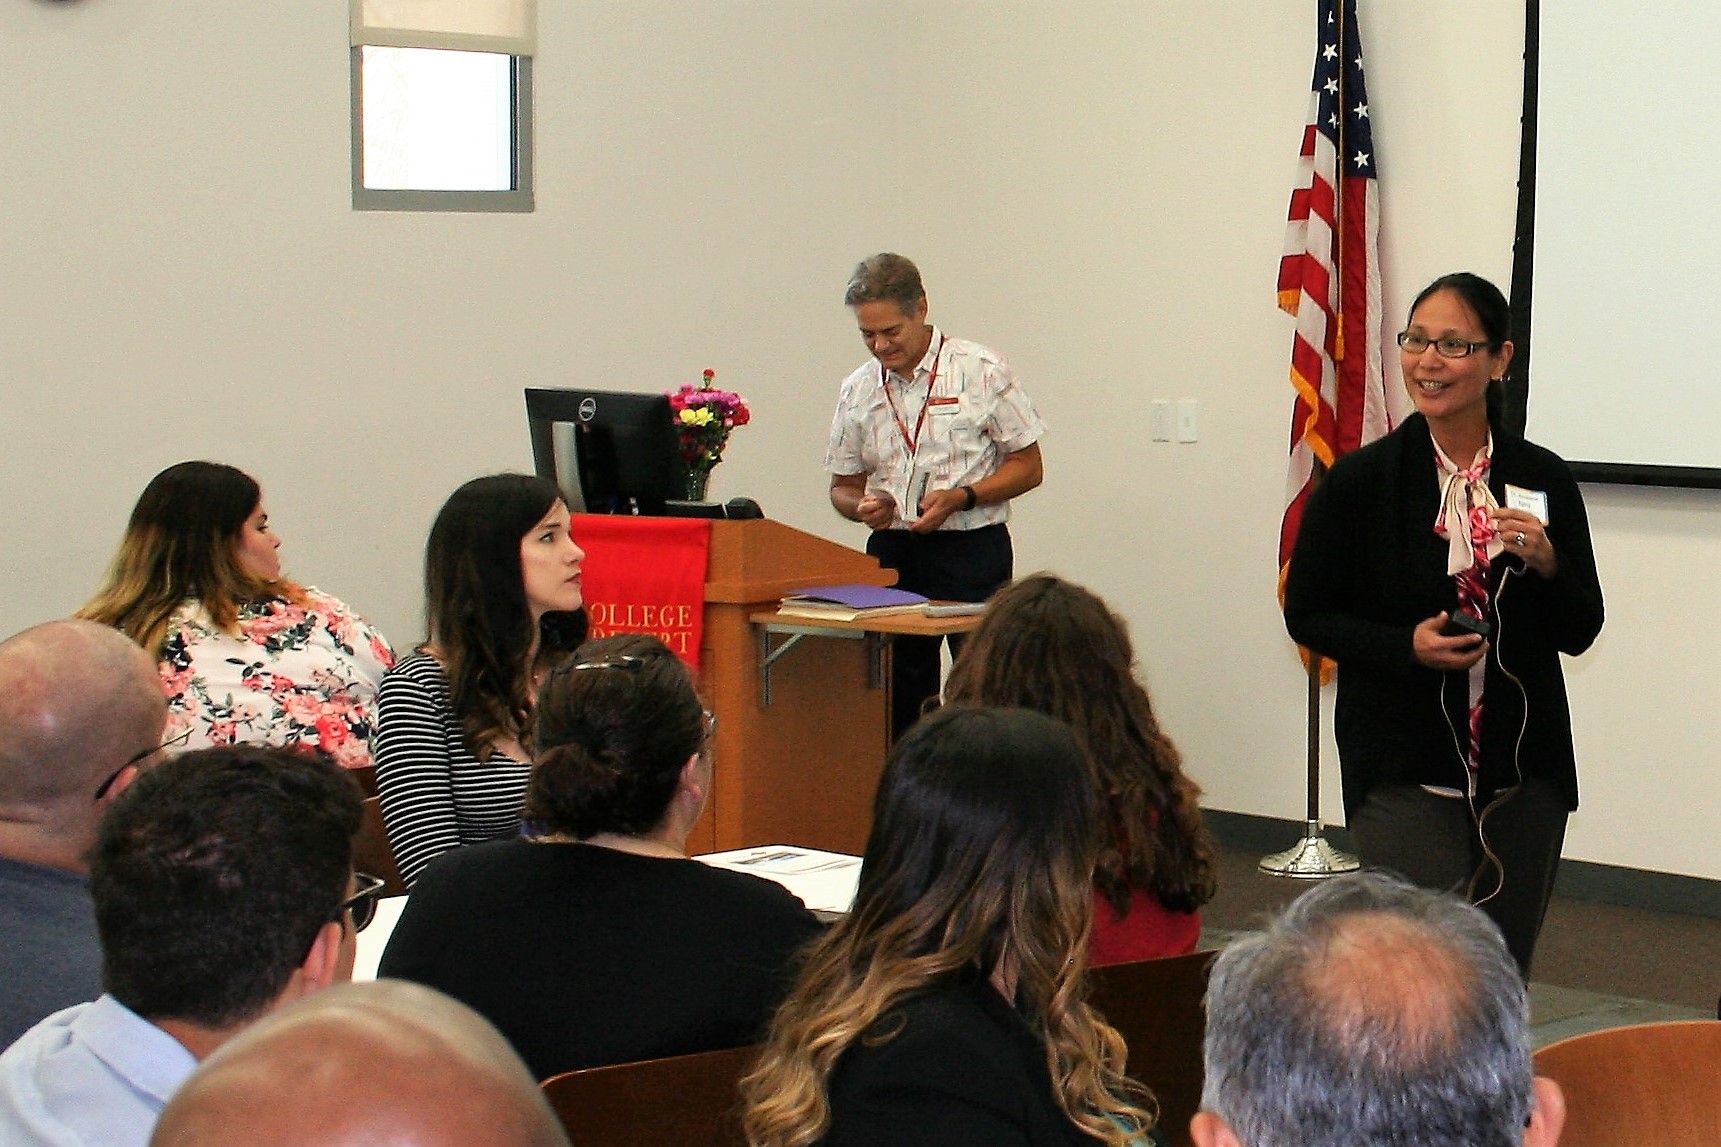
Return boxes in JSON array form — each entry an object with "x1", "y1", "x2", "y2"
[
  {"x1": 697, "y1": 845, "x2": 862, "y2": 916},
  {"x1": 776, "y1": 583, "x2": 930, "y2": 622}
]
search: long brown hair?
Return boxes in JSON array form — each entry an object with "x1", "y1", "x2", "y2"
[
  {"x1": 943, "y1": 574, "x2": 1215, "y2": 916},
  {"x1": 740, "y1": 707, "x2": 1154, "y2": 1147},
  {"x1": 79, "y1": 461, "x2": 304, "y2": 657},
  {"x1": 422, "y1": 474, "x2": 564, "y2": 761}
]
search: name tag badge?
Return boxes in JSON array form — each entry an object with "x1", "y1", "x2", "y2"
[
  {"x1": 1504, "y1": 485, "x2": 1550, "y2": 524},
  {"x1": 927, "y1": 396, "x2": 961, "y2": 416}
]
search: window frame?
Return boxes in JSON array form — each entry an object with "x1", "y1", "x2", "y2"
[{"x1": 348, "y1": 46, "x2": 535, "y2": 213}]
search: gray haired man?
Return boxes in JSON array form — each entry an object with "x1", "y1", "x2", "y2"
[{"x1": 1192, "y1": 870, "x2": 1565, "y2": 1147}]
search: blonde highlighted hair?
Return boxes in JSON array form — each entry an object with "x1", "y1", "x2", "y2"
[
  {"x1": 79, "y1": 461, "x2": 302, "y2": 657},
  {"x1": 740, "y1": 706, "x2": 1155, "y2": 1147}
]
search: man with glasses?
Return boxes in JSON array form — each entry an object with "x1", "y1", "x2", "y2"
[
  {"x1": 0, "y1": 620, "x2": 168, "y2": 1048},
  {"x1": 0, "y1": 745, "x2": 375, "y2": 1147}
]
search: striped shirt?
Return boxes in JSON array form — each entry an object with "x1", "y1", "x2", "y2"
[
  {"x1": 824, "y1": 328, "x2": 1044, "y2": 531},
  {"x1": 373, "y1": 653, "x2": 531, "y2": 886}
]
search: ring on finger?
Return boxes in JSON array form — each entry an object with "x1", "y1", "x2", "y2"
[{"x1": 1515, "y1": 531, "x2": 1527, "y2": 547}]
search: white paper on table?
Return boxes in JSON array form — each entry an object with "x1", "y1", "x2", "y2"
[{"x1": 696, "y1": 845, "x2": 861, "y2": 916}]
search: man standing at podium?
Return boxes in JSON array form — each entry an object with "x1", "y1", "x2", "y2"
[{"x1": 825, "y1": 253, "x2": 1045, "y2": 739}]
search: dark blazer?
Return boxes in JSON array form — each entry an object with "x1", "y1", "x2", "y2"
[
  {"x1": 818, "y1": 977, "x2": 1105, "y2": 1147},
  {"x1": 1284, "y1": 414, "x2": 1604, "y2": 816}
]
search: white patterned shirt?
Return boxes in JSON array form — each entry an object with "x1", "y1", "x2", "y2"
[
  {"x1": 824, "y1": 328, "x2": 1045, "y2": 531},
  {"x1": 158, "y1": 589, "x2": 394, "y2": 770}
]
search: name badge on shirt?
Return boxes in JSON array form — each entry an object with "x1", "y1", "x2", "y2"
[
  {"x1": 927, "y1": 396, "x2": 961, "y2": 416},
  {"x1": 1504, "y1": 484, "x2": 1550, "y2": 524}
]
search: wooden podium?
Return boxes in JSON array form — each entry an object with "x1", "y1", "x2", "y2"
[{"x1": 687, "y1": 519, "x2": 895, "y2": 856}]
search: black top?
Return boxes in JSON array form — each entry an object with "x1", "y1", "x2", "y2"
[
  {"x1": 819, "y1": 977, "x2": 1108, "y2": 1147},
  {"x1": 376, "y1": 838, "x2": 822, "y2": 1080},
  {"x1": 1284, "y1": 414, "x2": 1604, "y2": 814}
]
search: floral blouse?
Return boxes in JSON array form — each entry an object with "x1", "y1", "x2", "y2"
[{"x1": 158, "y1": 589, "x2": 395, "y2": 769}]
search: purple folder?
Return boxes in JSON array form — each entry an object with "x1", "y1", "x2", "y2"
[{"x1": 781, "y1": 584, "x2": 930, "y2": 609}]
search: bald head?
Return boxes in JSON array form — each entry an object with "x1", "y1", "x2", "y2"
[
  {"x1": 1300, "y1": 910, "x2": 1472, "y2": 1064},
  {"x1": 0, "y1": 620, "x2": 165, "y2": 856},
  {"x1": 1198, "y1": 871, "x2": 1549, "y2": 1147},
  {"x1": 150, "y1": 981, "x2": 570, "y2": 1147}
]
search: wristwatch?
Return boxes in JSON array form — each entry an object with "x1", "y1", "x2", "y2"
[{"x1": 960, "y1": 485, "x2": 978, "y2": 511}]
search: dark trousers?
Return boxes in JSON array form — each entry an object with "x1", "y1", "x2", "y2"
[
  {"x1": 866, "y1": 524, "x2": 1013, "y2": 741},
  {"x1": 1348, "y1": 778, "x2": 1568, "y2": 977}
]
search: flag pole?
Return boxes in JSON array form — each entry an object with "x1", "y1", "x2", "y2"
[
  {"x1": 1260, "y1": 472, "x2": 1359, "y2": 878},
  {"x1": 1261, "y1": 0, "x2": 1362, "y2": 880}
]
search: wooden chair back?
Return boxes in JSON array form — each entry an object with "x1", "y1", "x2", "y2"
[
  {"x1": 1533, "y1": 1020, "x2": 1721, "y2": 1147},
  {"x1": 540, "y1": 1044, "x2": 757, "y2": 1147},
  {"x1": 348, "y1": 764, "x2": 380, "y2": 799},
  {"x1": 352, "y1": 795, "x2": 408, "y2": 898},
  {"x1": 1087, "y1": 949, "x2": 1215, "y2": 1147}
]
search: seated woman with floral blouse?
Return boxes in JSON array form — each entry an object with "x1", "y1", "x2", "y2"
[{"x1": 79, "y1": 461, "x2": 393, "y2": 768}]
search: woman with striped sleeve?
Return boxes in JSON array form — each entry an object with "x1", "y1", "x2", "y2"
[{"x1": 374, "y1": 473, "x2": 585, "y2": 885}]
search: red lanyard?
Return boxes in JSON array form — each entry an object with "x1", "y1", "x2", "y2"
[{"x1": 880, "y1": 333, "x2": 946, "y2": 458}]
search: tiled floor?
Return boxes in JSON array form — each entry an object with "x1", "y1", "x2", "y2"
[
  {"x1": 1524, "y1": 982, "x2": 1709, "y2": 1048},
  {"x1": 1197, "y1": 925, "x2": 1710, "y2": 1048},
  {"x1": 1199, "y1": 840, "x2": 1719, "y2": 1047}
]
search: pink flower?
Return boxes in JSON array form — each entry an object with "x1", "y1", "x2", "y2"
[
  {"x1": 282, "y1": 692, "x2": 325, "y2": 727},
  {"x1": 315, "y1": 714, "x2": 351, "y2": 747},
  {"x1": 208, "y1": 720, "x2": 238, "y2": 745},
  {"x1": 330, "y1": 736, "x2": 372, "y2": 769},
  {"x1": 159, "y1": 666, "x2": 193, "y2": 701},
  {"x1": 243, "y1": 604, "x2": 305, "y2": 640},
  {"x1": 371, "y1": 635, "x2": 395, "y2": 668}
]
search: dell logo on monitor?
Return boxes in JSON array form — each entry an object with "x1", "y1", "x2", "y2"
[{"x1": 577, "y1": 397, "x2": 598, "y2": 422}]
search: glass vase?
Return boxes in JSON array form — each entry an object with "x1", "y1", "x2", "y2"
[{"x1": 683, "y1": 463, "x2": 715, "y2": 502}]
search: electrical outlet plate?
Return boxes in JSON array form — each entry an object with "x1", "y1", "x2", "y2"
[
  {"x1": 1176, "y1": 399, "x2": 1198, "y2": 443},
  {"x1": 1150, "y1": 400, "x2": 1173, "y2": 442}
]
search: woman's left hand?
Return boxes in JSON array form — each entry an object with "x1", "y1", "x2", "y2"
[{"x1": 1492, "y1": 509, "x2": 1559, "y2": 578}]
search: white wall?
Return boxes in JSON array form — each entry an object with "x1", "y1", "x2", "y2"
[{"x1": 2, "y1": 1, "x2": 1712, "y2": 880}]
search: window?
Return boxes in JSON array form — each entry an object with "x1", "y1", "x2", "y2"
[{"x1": 349, "y1": 0, "x2": 535, "y2": 212}]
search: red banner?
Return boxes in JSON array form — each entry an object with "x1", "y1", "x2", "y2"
[{"x1": 572, "y1": 515, "x2": 712, "y2": 667}]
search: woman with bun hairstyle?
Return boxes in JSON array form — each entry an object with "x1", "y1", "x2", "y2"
[
  {"x1": 373, "y1": 473, "x2": 587, "y2": 885},
  {"x1": 942, "y1": 574, "x2": 1214, "y2": 965},
  {"x1": 79, "y1": 461, "x2": 393, "y2": 768},
  {"x1": 742, "y1": 706, "x2": 1159, "y2": 1147},
  {"x1": 378, "y1": 634, "x2": 821, "y2": 1079}
]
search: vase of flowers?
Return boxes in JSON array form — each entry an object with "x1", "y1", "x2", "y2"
[{"x1": 667, "y1": 368, "x2": 751, "y2": 501}]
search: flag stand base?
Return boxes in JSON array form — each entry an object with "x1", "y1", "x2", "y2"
[{"x1": 1258, "y1": 820, "x2": 1361, "y2": 879}]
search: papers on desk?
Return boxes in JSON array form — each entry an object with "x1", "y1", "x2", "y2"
[{"x1": 697, "y1": 845, "x2": 861, "y2": 916}]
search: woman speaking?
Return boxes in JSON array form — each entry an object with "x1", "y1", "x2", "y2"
[{"x1": 1284, "y1": 272, "x2": 1604, "y2": 975}]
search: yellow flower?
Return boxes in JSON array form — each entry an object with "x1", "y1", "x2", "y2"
[{"x1": 680, "y1": 407, "x2": 715, "y2": 427}]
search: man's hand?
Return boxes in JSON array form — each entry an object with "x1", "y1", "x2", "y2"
[
  {"x1": 909, "y1": 488, "x2": 966, "y2": 533},
  {"x1": 855, "y1": 492, "x2": 898, "y2": 529},
  {"x1": 831, "y1": 474, "x2": 897, "y2": 528}
]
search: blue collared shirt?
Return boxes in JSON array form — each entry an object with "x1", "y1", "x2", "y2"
[{"x1": 0, "y1": 994, "x2": 197, "y2": 1147}]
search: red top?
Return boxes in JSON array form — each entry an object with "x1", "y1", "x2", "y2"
[{"x1": 1088, "y1": 884, "x2": 1201, "y2": 967}]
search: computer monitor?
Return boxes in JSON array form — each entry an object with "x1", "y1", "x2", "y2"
[{"x1": 524, "y1": 388, "x2": 682, "y2": 516}]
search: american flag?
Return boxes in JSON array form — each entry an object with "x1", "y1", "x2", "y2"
[{"x1": 1277, "y1": 0, "x2": 1406, "y2": 585}]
